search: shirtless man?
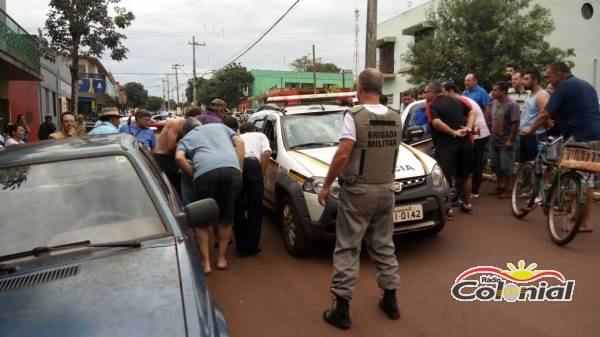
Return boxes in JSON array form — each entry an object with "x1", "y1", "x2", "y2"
[{"x1": 154, "y1": 107, "x2": 202, "y2": 196}]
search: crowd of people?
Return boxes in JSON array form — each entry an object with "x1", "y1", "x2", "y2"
[
  {"x1": 1, "y1": 110, "x2": 87, "y2": 148},
  {"x1": 0, "y1": 62, "x2": 598, "y2": 330},
  {"x1": 145, "y1": 99, "x2": 269, "y2": 274},
  {"x1": 394, "y1": 62, "x2": 599, "y2": 231}
]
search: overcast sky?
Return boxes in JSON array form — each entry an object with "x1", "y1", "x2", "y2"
[{"x1": 8, "y1": 0, "x2": 428, "y2": 97}]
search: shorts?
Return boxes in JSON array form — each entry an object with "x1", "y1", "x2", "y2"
[
  {"x1": 582, "y1": 140, "x2": 600, "y2": 189},
  {"x1": 436, "y1": 141, "x2": 474, "y2": 181},
  {"x1": 193, "y1": 167, "x2": 242, "y2": 227},
  {"x1": 490, "y1": 145, "x2": 517, "y2": 175}
]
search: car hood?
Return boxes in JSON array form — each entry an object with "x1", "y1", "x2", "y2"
[
  {"x1": 289, "y1": 143, "x2": 433, "y2": 180},
  {"x1": 0, "y1": 242, "x2": 187, "y2": 337}
]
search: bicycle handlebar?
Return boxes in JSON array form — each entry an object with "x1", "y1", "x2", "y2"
[{"x1": 545, "y1": 136, "x2": 563, "y2": 146}]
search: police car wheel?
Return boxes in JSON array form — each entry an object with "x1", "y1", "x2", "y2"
[{"x1": 280, "y1": 195, "x2": 311, "y2": 256}]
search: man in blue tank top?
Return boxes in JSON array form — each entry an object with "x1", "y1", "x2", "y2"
[{"x1": 519, "y1": 70, "x2": 549, "y2": 163}]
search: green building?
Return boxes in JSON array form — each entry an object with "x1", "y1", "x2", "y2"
[{"x1": 248, "y1": 69, "x2": 353, "y2": 108}]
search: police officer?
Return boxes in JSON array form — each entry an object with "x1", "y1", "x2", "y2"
[{"x1": 318, "y1": 68, "x2": 401, "y2": 329}]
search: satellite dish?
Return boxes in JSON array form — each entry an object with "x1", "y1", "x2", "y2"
[{"x1": 408, "y1": 1, "x2": 413, "y2": 8}]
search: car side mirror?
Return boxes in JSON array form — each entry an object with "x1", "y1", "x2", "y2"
[
  {"x1": 405, "y1": 125, "x2": 424, "y2": 142},
  {"x1": 183, "y1": 198, "x2": 220, "y2": 228}
]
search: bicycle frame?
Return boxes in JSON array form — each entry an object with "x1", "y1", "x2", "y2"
[
  {"x1": 533, "y1": 142, "x2": 591, "y2": 211},
  {"x1": 527, "y1": 137, "x2": 562, "y2": 211}
]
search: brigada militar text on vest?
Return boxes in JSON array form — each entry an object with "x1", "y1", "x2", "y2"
[{"x1": 340, "y1": 105, "x2": 403, "y2": 185}]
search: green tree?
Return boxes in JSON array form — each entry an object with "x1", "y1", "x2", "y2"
[
  {"x1": 290, "y1": 55, "x2": 342, "y2": 73},
  {"x1": 185, "y1": 77, "x2": 207, "y2": 103},
  {"x1": 190, "y1": 63, "x2": 253, "y2": 108},
  {"x1": 123, "y1": 82, "x2": 148, "y2": 108},
  {"x1": 40, "y1": 0, "x2": 134, "y2": 113},
  {"x1": 402, "y1": 0, "x2": 574, "y2": 89},
  {"x1": 166, "y1": 99, "x2": 177, "y2": 110},
  {"x1": 143, "y1": 96, "x2": 164, "y2": 112}
]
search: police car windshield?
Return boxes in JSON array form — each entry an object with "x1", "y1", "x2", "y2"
[{"x1": 282, "y1": 112, "x2": 343, "y2": 150}]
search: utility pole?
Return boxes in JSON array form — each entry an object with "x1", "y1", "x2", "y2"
[
  {"x1": 312, "y1": 44, "x2": 317, "y2": 94},
  {"x1": 161, "y1": 79, "x2": 167, "y2": 111},
  {"x1": 365, "y1": 0, "x2": 377, "y2": 69},
  {"x1": 354, "y1": 8, "x2": 360, "y2": 81},
  {"x1": 188, "y1": 36, "x2": 206, "y2": 104},
  {"x1": 172, "y1": 64, "x2": 184, "y2": 108},
  {"x1": 166, "y1": 73, "x2": 171, "y2": 112}
]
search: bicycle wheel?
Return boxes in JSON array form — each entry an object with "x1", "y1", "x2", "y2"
[
  {"x1": 511, "y1": 162, "x2": 536, "y2": 219},
  {"x1": 547, "y1": 172, "x2": 584, "y2": 246}
]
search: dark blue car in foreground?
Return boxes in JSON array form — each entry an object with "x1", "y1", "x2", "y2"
[{"x1": 0, "y1": 134, "x2": 227, "y2": 337}]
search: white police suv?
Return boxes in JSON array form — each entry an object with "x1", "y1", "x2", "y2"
[{"x1": 248, "y1": 94, "x2": 448, "y2": 256}]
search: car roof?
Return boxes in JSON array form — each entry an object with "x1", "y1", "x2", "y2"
[
  {"x1": 253, "y1": 104, "x2": 347, "y2": 119},
  {"x1": 0, "y1": 134, "x2": 138, "y2": 168}
]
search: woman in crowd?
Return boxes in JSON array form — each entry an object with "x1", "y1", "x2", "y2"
[{"x1": 5, "y1": 124, "x2": 27, "y2": 146}]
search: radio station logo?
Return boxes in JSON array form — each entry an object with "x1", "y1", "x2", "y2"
[{"x1": 451, "y1": 260, "x2": 575, "y2": 302}]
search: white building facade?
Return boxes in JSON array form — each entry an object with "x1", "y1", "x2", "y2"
[
  {"x1": 378, "y1": 0, "x2": 600, "y2": 109},
  {"x1": 40, "y1": 57, "x2": 72, "y2": 125}
]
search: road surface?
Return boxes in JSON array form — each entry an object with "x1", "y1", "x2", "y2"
[{"x1": 207, "y1": 185, "x2": 600, "y2": 337}]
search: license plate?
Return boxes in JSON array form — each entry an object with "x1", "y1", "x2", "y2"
[{"x1": 393, "y1": 204, "x2": 423, "y2": 223}]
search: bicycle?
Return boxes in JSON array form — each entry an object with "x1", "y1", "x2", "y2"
[{"x1": 511, "y1": 136, "x2": 599, "y2": 246}]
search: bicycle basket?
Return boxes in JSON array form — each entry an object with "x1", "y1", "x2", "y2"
[{"x1": 559, "y1": 147, "x2": 600, "y2": 173}]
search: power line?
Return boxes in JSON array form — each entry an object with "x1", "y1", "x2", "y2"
[
  {"x1": 218, "y1": 0, "x2": 302, "y2": 70},
  {"x1": 112, "y1": 72, "x2": 176, "y2": 75},
  {"x1": 137, "y1": 0, "x2": 206, "y2": 19},
  {"x1": 211, "y1": 0, "x2": 291, "y2": 69}
]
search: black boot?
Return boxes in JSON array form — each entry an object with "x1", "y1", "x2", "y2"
[
  {"x1": 379, "y1": 289, "x2": 400, "y2": 320},
  {"x1": 323, "y1": 295, "x2": 351, "y2": 329}
]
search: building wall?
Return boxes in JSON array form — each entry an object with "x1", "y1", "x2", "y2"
[
  {"x1": 378, "y1": 0, "x2": 600, "y2": 109},
  {"x1": 1, "y1": 5, "x2": 43, "y2": 138},
  {"x1": 540, "y1": 0, "x2": 600, "y2": 91},
  {"x1": 8, "y1": 81, "x2": 40, "y2": 141},
  {"x1": 250, "y1": 69, "x2": 354, "y2": 98},
  {"x1": 40, "y1": 57, "x2": 72, "y2": 126},
  {"x1": 77, "y1": 57, "x2": 118, "y2": 119}
]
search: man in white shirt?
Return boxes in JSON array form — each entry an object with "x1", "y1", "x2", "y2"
[
  {"x1": 399, "y1": 90, "x2": 415, "y2": 114},
  {"x1": 234, "y1": 122, "x2": 272, "y2": 257},
  {"x1": 319, "y1": 68, "x2": 401, "y2": 329},
  {"x1": 508, "y1": 72, "x2": 530, "y2": 114}
]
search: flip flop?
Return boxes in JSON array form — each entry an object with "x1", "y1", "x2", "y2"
[
  {"x1": 216, "y1": 261, "x2": 229, "y2": 270},
  {"x1": 579, "y1": 228, "x2": 594, "y2": 233}
]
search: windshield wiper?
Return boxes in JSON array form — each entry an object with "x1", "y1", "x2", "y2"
[
  {"x1": 289, "y1": 141, "x2": 339, "y2": 149},
  {"x1": 0, "y1": 263, "x2": 19, "y2": 274},
  {"x1": 0, "y1": 239, "x2": 142, "y2": 263}
]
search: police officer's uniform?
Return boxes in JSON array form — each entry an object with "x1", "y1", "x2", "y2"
[{"x1": 331, "y1": 104, "x2": 402, "y2": 300}]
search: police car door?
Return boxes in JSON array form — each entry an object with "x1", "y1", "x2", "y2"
[
  {"x1": 261, "y1": 117, "x2": 279, "y2": 208},
  {"x1": 401, "y1": 101, "x2": 434, "y2": 156}
]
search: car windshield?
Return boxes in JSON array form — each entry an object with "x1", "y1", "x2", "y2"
[
  {"x1": 0, "y1": 156, "x2": 166, "y2": 257},
  {"x1": 282, "y1": 111, "x2": 344, "y2": 149}
]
